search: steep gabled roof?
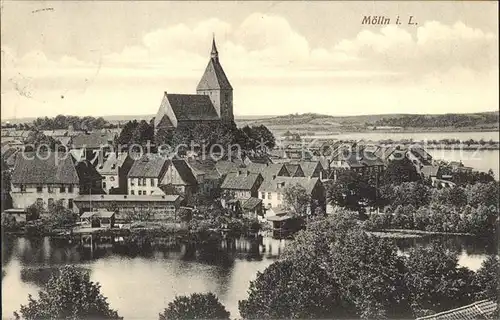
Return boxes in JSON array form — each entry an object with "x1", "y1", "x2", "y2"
[
  {"x1": 166, "y1": 93, "x2": 220, "y2": 121},
  {"x1": 75, "y1": 160, "x2": 103, "y2": 183},
  {"x1": 246, "y1": 162, "x2": 268, "y2": 173},
  {"x1": 128, "y1": 154, "x2": 168, "y2": 178},
  {"x1": 242, "y1": 197, "x2": 262, "y2": 210},
  {"x1": 171, "y1": 160, "x2": 198, "y2": 186},
  {"x1": 11, "y1": 152, "x2": 80, "y2": 184},
  {"x1": 71, "y1": 131, "x2": 115, "y2": 149},
  {"x1": 196, "y1": 41, "x2": 232, "y2": 91},
  {"x1": 215, "y1": 160, "x2": 245, "y2": 175},
  {"x1": 186, "y1": 158, "x2": 221, "y2": 179},
  {"x1": 221, "y1": 172, "x2": 262, "y2": 191},
  {"x1": 259, "y1": 177, "x2": 319, "y2": 194},
  {"x1": 298, "y1": 161, "x2": 323, "y2": 177},
  {"x1": 97, "y1": 152, "x2": 129, "y2": 174}
]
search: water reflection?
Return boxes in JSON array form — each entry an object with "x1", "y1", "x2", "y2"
[{"x1": 1, "y1": 235, "x2": 492, "y2": 320}]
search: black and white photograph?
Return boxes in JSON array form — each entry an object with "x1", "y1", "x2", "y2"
[{"x1": 1, "y1": 1, "x2": 499, "y2": 319}]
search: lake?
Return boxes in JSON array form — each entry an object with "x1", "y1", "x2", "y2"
[
  {"x1": 428, "y1": 149, "x2": 499, "y2": 179},
  {"x1": 1, "y1": 235, "x2": 496, "y2": 320},
  {"x1": 301, "y1": 131, "x2": 499, "y2": 142}
]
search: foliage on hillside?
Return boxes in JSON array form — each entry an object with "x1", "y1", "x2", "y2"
[
  {"x1": 373, "y1": 112, "x2": 499, "y2": 128},
  {"x1": 31, "y1": 115, "x2": 115, "y2": 130}
]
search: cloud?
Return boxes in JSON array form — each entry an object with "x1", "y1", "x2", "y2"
[
  {"x1": 335, "y1": 21, "x2": 497, "y2": 76},
  {"x1": 1, "y1": 15, "x2": 498, "y2": 118}
]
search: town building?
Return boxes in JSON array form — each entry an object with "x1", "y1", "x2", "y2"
[
  {"x1": 160, "y1": 159, "x2": 198, "y2": 201},
  {"x1": 284, "y1": 163, "x2": 305, "y2": 177},
  {"x1": 154, "y1": 37, "x2": 233, "y2": 131},
  {"x1": 258, "y1": 176, "x2": 326, "y2": 215},
  {"x1": 329, "y1": 150, "x2": 385, "y2": 181},
  {"x1": 10, "y1": 152, "x2": 102, "y2": 212},
  {"x1": 96, "y1": 152, "x2": 134, "y2": 194},
  {"x1": 71, "y1": 131, "x2": 116, "y2": 161},
  {"x1": 185, "y1": 158, "x2": 222, "y2": 196},
  {"x1": 296, "y1": 161, "x2": 326, "y2": 179},
  {"x1": 127, "y1": 154, "x2": 169, "y2": 196},
  {"x1": 80, "y1": 210, "x2": 116, "y2": 228},
  {"x1": 220, "y1": 171, "x2": 264, "y2": 200},
  {"x1": 73, "y1": 194, "x2": 183, "y2": 222}
]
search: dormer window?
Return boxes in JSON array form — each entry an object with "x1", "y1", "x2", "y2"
[{"x1": 111, "y1": 164, "x2": 116, "y2": 170}]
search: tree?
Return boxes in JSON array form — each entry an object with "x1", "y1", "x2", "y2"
[
  {"x1": 382, "y1": 157, "x2": 421, "y2": 185},
  {"x1": 381, "y1": 182, "x2": 430, "y2": 208},
  {"x1": 282, "y1": 211, "x2": 358, "y2": 262},
  {"x1": 473, "y1": 255, "x2": 499, "y2": 302},
  {"x1": 26, "y1": 202, "x2": 44, "y2": 221},
  {"x1": 115, "y1": 120, "x2": 138, "y2": 146},
  {"x1": 24, "y1": 130, "x2": 59, "y2": 151},
  {"x1": 404, "y1": 242, "x2": 477, "y2": 317},
  {"x1": 131, "y1": 120, "x2": 154, "y2": 145},
  {"x1": 283, "y1": 183, "x2": 311, "y2": 216},
  {"x1": 325, "y1": 169, "x2": 376, "y2": 214},
  {"x1": 1, "y1": 158, "x2": 13, "y2": 212},
  {"x1": 159, "y1": 292, "x2": 230, "y2": 320},
  {"x1": 14, "y1": 266, "x2": 121, "y2": 320},
  {"x1": 281, "y1": 214, "x2": 412, "y2": 319},
  {"x1": 326, "y1": 230, "x2": 411, "y2": 319},
  {"x1": 465, "y1": 182, "x2": 499, "y2": 208},
  {"x1": 47, "y1": 200, "x2": 78, "y2": 228},
  {"x1": 238, "y1": 260, "x2": 347, "y2": 319}
]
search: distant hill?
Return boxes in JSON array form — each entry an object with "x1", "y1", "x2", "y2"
[
  {"x1": 236, "y1": 111, "x2": 497, "y2": 127},
  {"x1": 3, "y1": 111, "x2": 498, "y2": 132}
]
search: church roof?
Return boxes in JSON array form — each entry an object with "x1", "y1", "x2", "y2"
[
  {"x1": 167, "y1": 93, "x2": 220, "y2": 122},
  {"x1": 196, "y1": 39, "x2": 232, "y2": 90}
]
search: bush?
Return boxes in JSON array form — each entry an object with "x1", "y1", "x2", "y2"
[{"x1": 159, "y1": 292, "x2": 230, "y2": 320}]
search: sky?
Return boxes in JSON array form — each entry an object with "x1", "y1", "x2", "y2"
[{"x1": 1, "y1": 1, "x2": 498, "y2": 119}]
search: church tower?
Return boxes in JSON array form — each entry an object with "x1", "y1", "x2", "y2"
[{"x1": 196, "y1": 36, "x2": 234, "y2": 121}]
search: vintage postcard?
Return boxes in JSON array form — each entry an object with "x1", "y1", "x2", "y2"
[{"x1": 1, "y1": 1, "x2": 498, "y2": 319}]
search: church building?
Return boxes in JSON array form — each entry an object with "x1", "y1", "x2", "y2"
[{"x1": 154, "y1": 37, "x2": 234, "y2": 131}]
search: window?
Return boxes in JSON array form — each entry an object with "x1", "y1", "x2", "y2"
[
  {"x1": 131, "y1": 179, "x2": 135, "y2": 186},
  {"x1": 151, "y1": 191, "x2": 154, "y2": 195},
  {"x1": 36, "y1": 198, "x2": 43, "y2": 206},
  {"x1": 261, "y1": 192, "x2": 265, "y2": 199},
  {"x1": 48, "y1": 186, "x2": 53, "y2": 193},
  {"x1": 138, "y1": 190, "x2": 142, "y2": 195},
  {"x1": 268, "y1": 192, "x2": 271, "y2": 200},
  {"x1": 102, "y1": 182, "x2": 107, "y2": 189},
  {"x1": 138, "y1": 179, "x2": 142, "y2": 186},
  {"x1": 68, "y1": 199, "x2": 73, "y2": 209},
  {"x1": 20, "y1": 184, "x2": 26, "y2": 192},
  {"x1": 68, "y1": 185, "x2": 74, "y2": 193},
  {"x1": 143, "y1": 178, "x2": 147, "y2": 186},
  {"x1": 110, "y1": 176, "x2": 115, "y2": 182},
  {"x1": 131, "y1": 190, "x2": 135, "y2": 195},
  {"x1": 48, "y1": 198, "x2": 54, "y2": 207},
  {"x1": 36, "y1": 185, "x2": 43, "y2": 193},
  {"x1": 60, "y1": 185, "x2": 65, "y2": 193},
  {"x1": 150, "y1": 179, "x2": 155, "y2": 187}
]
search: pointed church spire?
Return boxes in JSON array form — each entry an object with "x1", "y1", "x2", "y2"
[{"x1": 211, "y1": 34, "x2": 218, "y2": 61}]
